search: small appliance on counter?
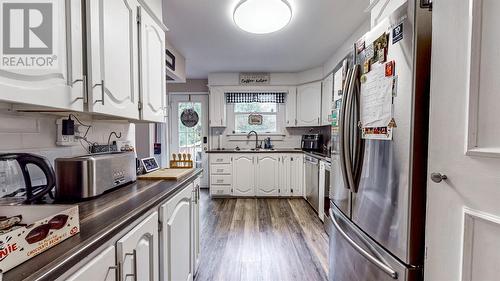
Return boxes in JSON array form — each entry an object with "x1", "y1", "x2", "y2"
[
  {"x1": 301, "y1": 134, "x2": 323, "y2": 152},
  {"x1": 54, "y1": 152, "x2": 136, "y2": 201},
  {"x1": 0, "y1": 153, "x2": 56, "y2": 205}
]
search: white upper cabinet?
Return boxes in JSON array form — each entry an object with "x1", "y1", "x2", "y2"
[
  {"x1": 116, "y1": 211, "x2": 159, "y2": 281},
  {"x1": 255, "y1": 155, "x2": 279, "y2": 197},
  {"x1": 87, "y1": 0, "x2": 140, "y2": 119},
  {"x1": 321, "y1": 74, "x2": 334, "y2": 126},
  {"x1": 233, "y1": 154, "x2": 255, "y2": 196},
  {"x1": 209, "y1": 87, "x2": 226, "y2": 127},
  {"x1": 138, "y1": 6, "x2": 166, "y2": 122},
  {"x1": 285, "y1": 88, "x2": 297, "y2": 127},
  {"x1": 0, "y1": 1, "x2": 84, "y2": 111},
  {"x1": 296, "y1": 82, "x2": 322, "y2": 126}
]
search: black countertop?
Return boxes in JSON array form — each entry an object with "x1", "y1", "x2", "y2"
[{"x1": 5, "y1": 169, "x2": 203, "y2": 281}]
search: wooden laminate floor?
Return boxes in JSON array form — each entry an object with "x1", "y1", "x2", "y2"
[{"x1": 195, "y1": 190, "x2": 329, "y2": 281}]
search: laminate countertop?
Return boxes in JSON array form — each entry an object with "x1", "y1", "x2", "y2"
[
  {"x1": 4, "y1": 169, "x2": 203, "y2": 281},
  {"x1": 207, "y1": 149, "x2": 331, "y2": 162}
]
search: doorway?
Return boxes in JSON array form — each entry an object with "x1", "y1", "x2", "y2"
[{"x1": 170, "y1": 93, "x2": 209, "y2": 188}]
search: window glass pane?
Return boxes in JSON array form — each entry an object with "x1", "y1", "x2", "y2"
[
  {"x1": 234, "y1": 102, "x2": 276, "y2": 113},
  {"x1": 235, "y1": 114, "x2": 277, "y2": 133}
]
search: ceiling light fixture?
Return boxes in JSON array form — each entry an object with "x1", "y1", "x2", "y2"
[{"x1": 233, "y1": 0, "x2": 292, "y2": 34}]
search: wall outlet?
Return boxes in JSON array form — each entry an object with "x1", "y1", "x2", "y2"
[{"x1": 56, "y1": 118, "x2": 82, "y2": 146}]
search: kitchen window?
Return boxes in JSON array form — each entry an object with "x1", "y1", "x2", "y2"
[{"x1": 233, "y1": 102, "x2": 278, "y2": 133}]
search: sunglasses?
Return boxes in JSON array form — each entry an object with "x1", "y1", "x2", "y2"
[{"x1": 25, "y1": 215, "x2": 69, "y2": 244}]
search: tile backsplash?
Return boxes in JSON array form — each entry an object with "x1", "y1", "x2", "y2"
[{"x1": 0, "y1": 110, "x2": 136, "y2": 165}]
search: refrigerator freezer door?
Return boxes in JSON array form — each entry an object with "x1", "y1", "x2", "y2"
[
  {"x1": 351, "y1": 3, "x2": 419, "y2": 264},
  {"x1": 327, "y1": 207, "x2": 422, "y2": 281}
]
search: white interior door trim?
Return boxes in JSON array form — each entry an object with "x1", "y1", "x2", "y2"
[
  {"x1": 465, "y1": 0, "x2": 500, "y2": 158},
  {"x1": 461, "y1": 207, "x2": 500, "y2": 281}
]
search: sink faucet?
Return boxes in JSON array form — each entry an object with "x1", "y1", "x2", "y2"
[{"x1": 247, "y1": 130, "x2": 260, "y2": 150}]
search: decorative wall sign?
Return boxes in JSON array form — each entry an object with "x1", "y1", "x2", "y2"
[
  {"x1": 239, "y1": 73, "x2": 270, "y2": 85},
  {"x1": 166, "y1": 49, "x2": 176, "y2": 71},
  {"x1": 392, "y1": 23, "x2": 404, "y2": 44},
  {"x1": 180, "y1": 108, "x2": 199, "y2": 127},
  {"x1": 248, "y1": 114, "x2": 263, "y2": 125}
]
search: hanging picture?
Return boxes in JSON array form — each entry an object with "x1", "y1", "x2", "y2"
[
  {"x1": 180, "y1": 108, "x2": 199, "y2": 127},
  {"x1": 248, "y1": 114, "x2": 263, "y2": 125},
  {"x1": 239, "y1": 73, "x2": 270, "y2": 85},
  {"x1": 166, "y1": 49, "x2": 176, "y2": 71}
]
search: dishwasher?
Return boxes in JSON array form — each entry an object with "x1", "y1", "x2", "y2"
[{"x1": 304, "y1": 155, "x2": 320, "y2": 213}]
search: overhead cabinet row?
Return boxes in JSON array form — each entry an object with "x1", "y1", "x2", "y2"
[
  {"x1": 209, "y1": 75, "x2": 334, "y2": 128},
  {"x1": 0, "y1": 0, "x2": 167, "y2": 123}
]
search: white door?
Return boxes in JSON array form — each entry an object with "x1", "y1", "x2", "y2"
[
  {"x1": 117, "y1": 212, "x2": 159, "y2": 281},
  {"x1": 65, "y1": 246, "x2": 116, "y2": 281},
  {"x1": 0, "y1": 0, "x2": 84, "y2": 111},
  {"x1": 290, "y1": 154, "x2": 303, "y2": 197},
  {"x1": 321, "y1": 74, "x2": 334, "y2": 126},
  {"x1": 138, "y1": 7, "x2": 166, "y2": 122},
  {"x1": 425, "y1": 1, "x2": 500, "y2": 280},
  {"x1": 170, "y1": 94, "x2": 209, "y2": 187},
  {"x1": 160, "y1": 184, "x2": 193, "y2": 281},
  {"x1": 255, "y1": 154, "x2": 279, "y2": 197},
  {"x1": 233, "y1": 154, "x2": 255, "y2": 197},
  {"x1": 279, "y1": 155, "x2": 291, "y2": 196},
  {"x1": 296, "y1": 82, "x2": 321, "y2": 126},
  {"x1": 87, "y1": 0, "x2": 139, "y2": 119}
]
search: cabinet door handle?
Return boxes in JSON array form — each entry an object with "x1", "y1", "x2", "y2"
[
  {"x1": 123, "y1": 250, "x2": 137, "y2": 280},
  {"x1": 94, "y1": 80, "x2": 105, "y2": 105},
  {"x1": 73, "y1": 75, "x2": 88, "y2": 104}
]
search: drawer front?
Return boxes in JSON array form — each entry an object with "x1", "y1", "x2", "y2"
[
  {"x1": 210, "y1": 164, "x2": 232, "y2": 175},
  {"x1": 210, "y1": 185, "x2": 231, "y2": 196},
  {"x1": 210, "y1": 154, "x2": 232, "y2": 164},
  {"x1": 211, "y1": 175, "x2": 232, "y2": 185}
]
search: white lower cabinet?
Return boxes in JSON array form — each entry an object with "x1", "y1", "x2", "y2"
[
  {"x1": 65, "y1": 246, "x2": 117, "y2": 281},
  {"x1": 255, "y1": 155, "x2": 280, "y2": 196},
  {"x1": 192, "y1": 177, "x2": 201, "y2": 274},
  {"x1": 233, "y1": 154, "x2": 256, "y2": 197},
  {"x1": 116, "y1": 211, "x2": 159, "y2": 281},
  {"x1": 210, "y1": 153, "x2": 303, "y2": 197},
  {"x1": 159, "y1": 183, "x2": 193, "y2": 281}
]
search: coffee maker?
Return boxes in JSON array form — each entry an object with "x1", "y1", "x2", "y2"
[
  {"x1": 0, "y1": 153, "x2": 56, "y2": 204},
  {"x1": 301, "y1": 134, "x2": 323, "y2": 152}
]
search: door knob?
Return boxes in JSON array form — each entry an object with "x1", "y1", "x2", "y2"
[{"x1": 431, "y1": 173, "x2": 447, "y2": 183}]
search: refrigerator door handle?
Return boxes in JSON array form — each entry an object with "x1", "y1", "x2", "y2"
[
  {"x1": 329, "y1": 209, "x2": 398, "y2": 279},
  {"x1": 343, "y1": 67, "x2": 357, "y2": 191},
  {"x1": 339, "y1": 68, "x2": 353, "y2": 190},
  {"x1": 351, "y1": 65, "x2": 364, "y2": 193}
]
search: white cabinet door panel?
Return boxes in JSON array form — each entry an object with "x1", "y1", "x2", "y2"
[
  {"x1": 0, "y1": 0, "x2": 84, "y2": 111},
  {"x1": 208, "y1": 87, "x2": 226, "y2": 127},
  {"x1": 256, "y1": 155, "x2": 279, "y2": 197},
  {"x1": 285, "y1": 88, "x2": 297, "y2": 127},
  {"x1": 233, "y1": 154, "x2": 255, "y2": 197},
  {"x1": 139, "y1": 7, "x2": 166, "y2": 122},
  {"x1": 290, "y1": 154, "x2": 304, "y2": 197},
  {"x1": 87, "y1": 0, "x2": 139, "y2": 119},
  {"x1": 116, "y1": 211, "x2": 159, "y2": 281},
  {"x1": 321, "y1": 74, "x2": 334, "y2": 126},
  {"x1": 160, "y1": 184, "x2": 193, "y2": 281},
  {"x1": 65, "y1": 246, "x2": 116, "y2": 281},
  {"x1": 296, "y1": 82, "x2": 321, "y2": 126}
]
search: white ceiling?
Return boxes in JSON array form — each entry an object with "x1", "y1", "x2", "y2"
[{"x1": 163, "y1": 0, "x2": 369, "y2": 79}]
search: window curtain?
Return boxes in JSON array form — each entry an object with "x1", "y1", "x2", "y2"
[{"x1": 225, "y1": 92, "x2": 286, "y2": 104}]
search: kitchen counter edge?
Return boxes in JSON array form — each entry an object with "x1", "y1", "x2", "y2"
[{"x1": 5, "y1": 168, "x2": 203, "y2": 281}]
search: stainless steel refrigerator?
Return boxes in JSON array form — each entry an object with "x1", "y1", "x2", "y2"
[{"x1": 326, "y1": 1, "x2": 432, "y2": 280}]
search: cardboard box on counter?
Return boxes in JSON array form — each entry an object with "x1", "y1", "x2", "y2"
[{"x1": 0, "y1": 205, "x2": 80, "y2": 274}]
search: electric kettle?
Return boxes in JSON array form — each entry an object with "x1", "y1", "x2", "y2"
[{"x1": 0, "y1": 153, "x2": 56, "y2": 204}]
